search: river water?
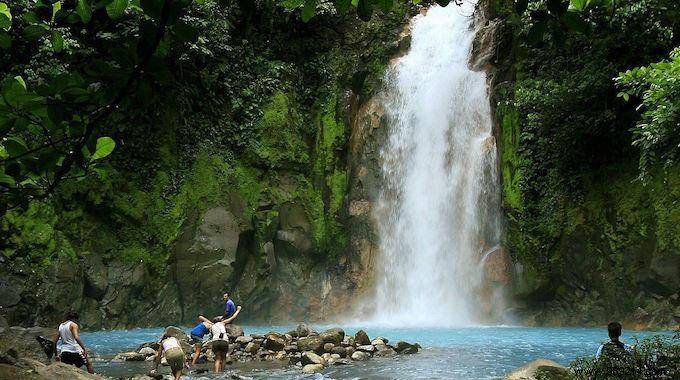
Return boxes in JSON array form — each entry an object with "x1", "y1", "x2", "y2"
[{"x1": 82, "y1": 326, "x2": 671, "y2": 379}]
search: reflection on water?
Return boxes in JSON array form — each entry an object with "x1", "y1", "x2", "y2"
[{"x1": 82, "y1": 326, "x2": 672, "y2": 379}]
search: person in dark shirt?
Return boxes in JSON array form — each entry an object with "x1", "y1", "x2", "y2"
[{"x1": 596, "y1": 321, "x2": 634, "y2": 358}]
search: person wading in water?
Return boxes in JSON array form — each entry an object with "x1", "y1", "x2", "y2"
[
  {"x1": 188, "y1": 315, "x2": 211, "y2": 366},
  {"x1": 51, "y1": 310, "x2": 95, "y2": 373},
  {"x1": 151, "y1": 328, "x2": 186, "y2": 380},
  {"x1": 199, "y1": 305, "x2": 242, "y2": 373}
]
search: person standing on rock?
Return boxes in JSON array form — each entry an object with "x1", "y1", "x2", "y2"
[
  {"x1": 222, "y1": 292, "x2": 237, "y2": 319},
  {"x1": 151, "y1": 328, "x2": 186, "y2": 380},
  {"x1": 205, "y1": 305, "x2": 242, "y2": 373},
  {"x1": 51, "y1": 310, "x2": 95, "y2": 374}
]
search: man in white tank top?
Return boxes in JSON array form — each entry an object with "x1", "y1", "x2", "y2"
[{"x1": 51, "y1": 310, "x2": 94, "y2": 373}]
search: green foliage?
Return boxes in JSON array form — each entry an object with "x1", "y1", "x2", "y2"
[
  {"x1": 570, "y1": 335, "x2": 680, "y2": 380},
  {"x1": 252, "y1": 92, "x2": 310, "y2": 169},
  {"x1": 617, "y1": 48, "x2": 680, "y2": 178},
  {"x1": 0, "y1": 0, "x2": 195, "y2": 212},
  {"x1": 502, "y1": 0, "x2": 679, "y2": 309}
]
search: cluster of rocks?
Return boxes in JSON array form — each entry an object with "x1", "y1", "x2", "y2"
[{"x1": 116, "y1": 323, "x2": 421, "y2": 374}]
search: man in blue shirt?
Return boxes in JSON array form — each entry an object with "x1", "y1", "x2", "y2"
[{"x1": 223, "y1": 292, "x2": 236, "y2": 319}]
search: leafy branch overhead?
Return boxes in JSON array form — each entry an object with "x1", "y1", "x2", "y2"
[{"x1": 0, "y1": 0, "x2": 196, "y2": 213}]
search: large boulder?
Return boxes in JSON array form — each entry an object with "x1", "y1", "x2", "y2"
[
  {"x1": 82, "y1": 254, "x2": 108, "y2": 300},
  {"x1": 174, "y1": 206, "x2": 252, "y2": 320},
  {"x1": 320, "y1": 328, "x2": 344, "y2": 345},
  {"x1": 354, "y1": 330, "x2": 370, "y2": 345},
  {"x1": 225, "y1": 324, "x2": 244, "y2": 337},
  {"x1": 0, "y1": 326, "x2": 55, "y2": 365},
  {"x1": 0, "y1": 358, "x2": 105, "y2": 380},
  {"x1": 302, "y1": 363, "x2": 324, "y2": 374},
  {"x1": 505, "y1": 359, "x2": 569, "y2": 380},
  {"x1": 301, "y1": 351, "x2": 325, "y2": 366},
  {"x1": 297, "y1": 336, "x2": 324, "y2": 353},
  {"x1": 263, "y1": 336, "x2": 285, "y2": 351},
  {"x1": 296, "y1": 323, "x2": 310, "y2": 337},
  {"x1": 351, "y1": 351, "x2": 369, "y2": 361},
  {"x1": 395, "y1": 341, "x2": 420, "y2": 354}
]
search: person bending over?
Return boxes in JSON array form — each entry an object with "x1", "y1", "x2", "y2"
[
  {"x1": 51, "y1": 310, "x2": 95, "y2": 373},
  {"x1": 188, "y1": 315, "x2": 212, "y2": 365},
  {"x1": 201, "y1": 305, "x2": 242, "y2": 373},
  {"x1": 151, "y1": 328, "x2": 186, "y2": 380}
]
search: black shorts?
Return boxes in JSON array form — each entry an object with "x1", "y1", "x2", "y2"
[
  {"x1": 212, "y1": 340, "x2": 229, "y2": 353},
  {"x1": 60, "y1": 351, "x2": 86, "y2": 367}
]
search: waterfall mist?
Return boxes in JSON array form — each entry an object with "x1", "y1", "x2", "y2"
[{"x1": 369, "y1": 2, "x2": 502, "y2": 327}]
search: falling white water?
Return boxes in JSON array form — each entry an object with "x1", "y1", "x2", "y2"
[{"x1": 370, "y1": 3, "x2": 502, "y2": 327}]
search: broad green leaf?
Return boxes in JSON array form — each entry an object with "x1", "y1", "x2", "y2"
[
  {"x1": 52, "y1": 31, "x2": 64, "y2": 52},
  {"x1": 91, "y1": 136, "x2": 116, "y2": 161},
  {"x1": 301, "y1": 0, "x2": 316, "y2": 22},
  {"x1": 76, "y1": 0, "x2": 92, "y2": 23},
  {"x1": 0, "y1": 2, "x2": 12, "y2": 31},
  {"x1": 52, "y1": 1, "x2": 62, "y2": 21},
  {"x1": 569, "y1": 0, "x2": 587, "y2": 10},
  {"x1": 13, "y1": 76, "x2": 26, "y2": 91},
  {"x1": 23, "y1": 24, "x2": 49, "y2": 41},
  {"x1": 106, "y1": 0, "x2": 129, "y2": 20},
  {"x1": 3, "y1": 137, "x2": 28, "y2": 157},
  {"x1": 0, "y1": 31, "x2": 10, "y2": 48},
  {"x1": 0, "y1": 172, "x2": 15, "y2": 187}
]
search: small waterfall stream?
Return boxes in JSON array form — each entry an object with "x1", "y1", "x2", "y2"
[{"x1": 371, "y1": 2, "x2": 502, "y2": 326}]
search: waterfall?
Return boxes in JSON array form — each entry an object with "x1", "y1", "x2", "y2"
[{"x1": 371, "y1": 2, "x2": 502, "y2": 327}]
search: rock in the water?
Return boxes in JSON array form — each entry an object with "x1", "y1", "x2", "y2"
[
  {"x1": 301, "y1": 351, "x2": 325, "y2": 366},
  {"x1": 354, "y1": 330, "x2": 370, "y2": 345},
  {"x1": 321, "y1": 328, "x2": 345, "y2": 344},
  {"x1": 505, "y1": 359, "x2": 568, "y2": 380},
  {"x1": 331, "y1": 346, "x2": 346, "y2": 357},
  {"x1": 351, "y1": 351, "x2": 369, "y2": 361},
  {"x1": 323, "y1": 343, "x2": 335, "y2": 352},
  {"x1": 333, "y1": 358, "x2": 351, "y2": 366},
  {"x1": 284, "y1": 345, "x2": 298, "y2": 353},
  {"x1": 395, "y1": 341, "x2": 420, "y2": 354},
  {"x1": 138, "y1": 347, "x2": 156, "y2": 356},
  {"x1": 297, "y1": 336, "x2": 324, "y2": 353},
  {"x1": 356, "y1": 344, "x2": 376, "y2": 353},
  {"x1": 374, "y1": 347, "x2": 396, "y2": 357},
  {"x1": 225, "y1": 324, "x2": 244, "y2": 337},
  {"x1": 163, "y1": 326, "x2": 188, "y2": 342},
  {"x1": 115, "y1": 351, "x2": 147, "y2": 361},
  {"x1": 302, "y1": 363, "x2": 324, "y2": 374},
  {"x1": 341, "y1": 336, "x2": 355, "y2": 347},
  {"x1": 263, "y1": 336, "x2": 285, "y2": 351},
  {"x1": 235, "y1": 336, "x2": 253, "y2": 344},
  {"x1": 244, "y1": 342, "x2": 260, "y2": 354},
  {"x1": 296, "y1": 323, "x2": 311, "y2": 337},
  {"x1": 371, "y1": 338, "x2": 385, "y2": 346}
]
